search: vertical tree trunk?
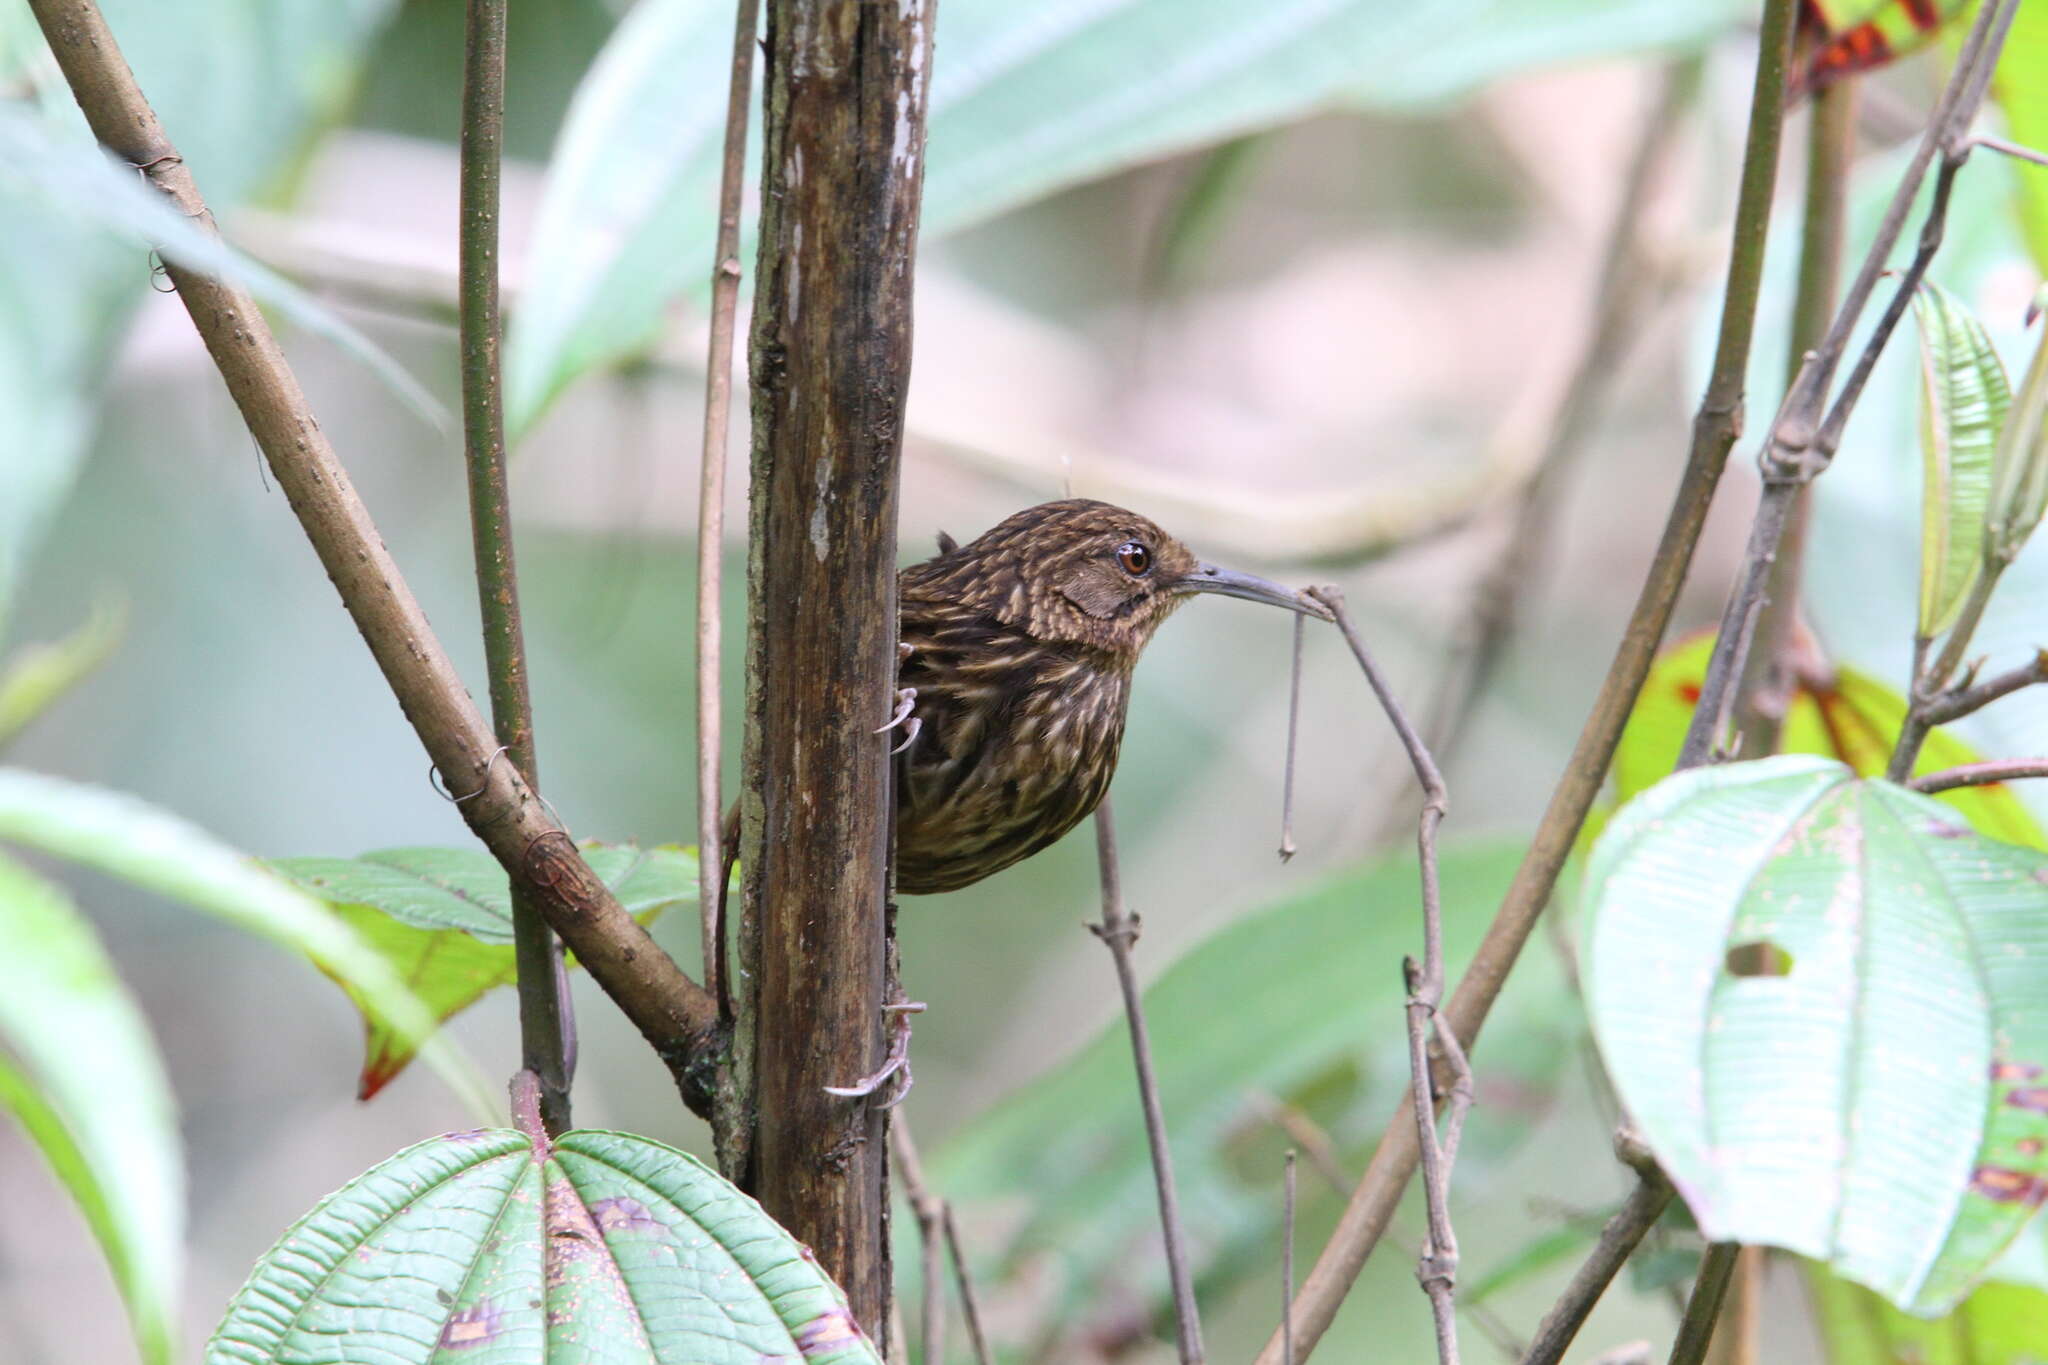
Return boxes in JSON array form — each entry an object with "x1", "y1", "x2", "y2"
[{"x1": 740, "y1": 0, "x2": 936, "y2": 1341}]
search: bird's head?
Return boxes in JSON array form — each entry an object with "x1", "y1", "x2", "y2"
[{"x1": 911, "y1": 499, "x2": 1328, "y2": 657}]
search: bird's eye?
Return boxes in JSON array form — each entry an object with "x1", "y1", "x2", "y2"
[{"x1": 1115, "y1": 541, "x2": 1152, "y2": 577}]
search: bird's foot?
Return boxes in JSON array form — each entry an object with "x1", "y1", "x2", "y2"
[
  {"x1": 822, "y1": 997, "x2": 925, "y2": 1108},
  {"x1": 876, "y1": 686, "x2": 920, "y2": 755}
]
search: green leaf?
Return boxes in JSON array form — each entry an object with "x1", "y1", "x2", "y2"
[
  {"x1": 1993, "y1": 0, "x2": 2048, "y2": 277},
  {"x1": 0, "y1": 768, "x2": 494, "y2": 1119},
  {"x1": 206, "y1": 1127, "x2": 885, "y2": 1365},
  {"x1": 1612, "y1": 634, "x2": 2046, "y2": 848},
  {"x1": 505, "y1": 0, "x2": 1746, "y2": 434},
  {"x1": 1806, "y1": 1259, "x2": 2048, "y2": 1364},
  {"x1": 0, "y1": 595, "x2": 124, "y2": 749},
  {"x1": 1986, "y1": 288, "x2": 2048, "y2": 566},
  {"x1": 1464, "y1": 1220, "x2": 1599, "y2": 1305},
  {"x1": 1914, "y1": 279, "x2": 2010, "y2": 637},
  {"x1": 1585, "y1": 754, "x2": 2048, "y2": 1314},
  {"x1": 0, "y1": 851, "x2": 180, "y2": 1365},
  {"x1": 933, "y1": 839, "x2": 1575, "y2": 1322},
  {"x1": 268, "y1": 844, "x2": 698, "y2": 1098},
  {"x1": 0, "y1": 106, "x2": 444, "y2": 431}
]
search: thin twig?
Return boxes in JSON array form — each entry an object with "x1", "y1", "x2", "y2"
[
  {"x1": 940, "y1": 1203, "x2": 994, "y2": 1365},
  {"x1": 890, "y1": 1117, "x2": 947, "y2": 1365},
  {"x1": 1308, "y1": 586, "x2": 1462, "y2": 1365},
  {"x1": 1256, "y1": 6, "x2": 1796, "y2": 1357},
  {"x1": 1667, "y1": 1243, "x2": 1741, "y2": 1365},
  {"x1": 1256, "y1": 7, "x2": 1796, "y2": 1357},
  {"x1": 1713, "y1": 1248, "x2": 1762, "y2": 1365},
  {"x1": 1090, "y1": 800, "x2": 1205, "y2": 1365},
  {"x1": 459, "y1": 0, "x2": 574, "y2": 1137},
  {"x1": 26, "y1": 0, "x2": 727, "y2": 1113},
  {"x1": 1921, "y1": 649, "x2": 2048, "y2": 725},
  {"x1": 1732, "y1": 75, "x2": 1856, "y2": 758},
  {"x1": 1429, "y1": 57, "x2": 1700, "y2": 756},
  {"x1": 1680, "y1": 0, "x2": 2017, "y2": 769},
  {"x1": 1909, "y1": 758, "x2": 2048, "y2": 794},
  {"x1": 697, "y1": 0, "x2": 760, "y2": 1026},
  {"x1": 1518, "y1": 1135, "x2": 1674, "y2": 1365},
  {"x1": 1279, "y1": 612, "x2": 1304, "y2": 860},
  {"x1": 1969, "y1": 134, "x2": 2048, "y2": 169},
  {"x1": 1283, "y1": 1151, "x2": 1297, "y2": 1365}
]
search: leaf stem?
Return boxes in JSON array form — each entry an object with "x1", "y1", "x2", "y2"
[
  {"x1": 460, "y1": 0, "x2": 574, "y2": 1136},
  {"x1": 1090, "y1": 800, "x2": 1206, "y2": 1364}
]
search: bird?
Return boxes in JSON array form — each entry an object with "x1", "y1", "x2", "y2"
[{"x1": 887, "y1": 498, "x2": 1326, "y2": 894}]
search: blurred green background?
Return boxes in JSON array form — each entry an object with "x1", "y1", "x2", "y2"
[{"x1": 7, "y1": 0, "x2": 2048, "y2": 1360}]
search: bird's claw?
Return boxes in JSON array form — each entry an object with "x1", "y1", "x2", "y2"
[
  {"x1": 876, "y1": 686, "x2": 920, "y2": 754},
  {"x1": 823, "y1": 999, "x2": 926, "y2": 1108}
]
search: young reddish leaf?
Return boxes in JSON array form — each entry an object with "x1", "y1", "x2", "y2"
[{"x1": 268, "y1": 843, "x2": 698, "y2": 1098}]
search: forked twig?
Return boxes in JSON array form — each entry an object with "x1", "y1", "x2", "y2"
[
  {"x1": 1091, "y1": 800, "x2": 1205, "y2": 1364},
  {"x1": 1307, "y1": 585, "x2": 1463, "y2": 1365},
  {"x1": 890, "y1": 1115, "x2": 990, "y2": 1365}
]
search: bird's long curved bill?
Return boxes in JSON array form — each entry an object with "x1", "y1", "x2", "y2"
[{"x1": 1177, "y1": 564, "x2": 1333, "y2": 619}]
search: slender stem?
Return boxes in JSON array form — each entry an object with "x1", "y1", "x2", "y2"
[
  {"x1": 1279, "y1": 612, "x2": 1304, "y2": 860},
  {"x1": 458, "y1": 0, "x2": 574, "y2": 1137},
  {"x1": 1922, "y1": 649, "x2": 2048, "y2": 726},
  {"x1": 1733, "y1": 77, "x2": 1856, "y2": 758},
  {"x1": 1519, "y1": 1159, "x2": 1675, "y2": 1365},
  {"x1": 1283, "y1": 1151, "x2": 1298, "y2": 1365},
  {"x1": 697, "y1": 0, "x2": 760, "y2": 1028},
  {"x1": 889, "y1": 1118, "x2": 945, "y2": 1365},
  {"x1": 1713, "y1": 1248, "x2": 1762, "y2": 1365},
  {"x1": 1970, "y1": 134, "x2": 2048, "y2": 169},
  {"x1": 1310, "y1": 587, "x2": 1462, "y2": 1365},
  {"x1": 26, "y1": 0, "x2": 728, "y2": 1111},
  {"x1": 1668, "y1": 1244, "x2": 1741, "y2": 1365},
  {"x1": 1892, "y1": 574, "x2": 2007, "y2": 780},
  {"x1": 941, "y1": 1203, "x2": 994, "y2": 1365},
  {"x1": 1091, "y1": 800, "x2": 1205, "y2": 1364},
  {"x1": 1254, "y1": 6, "x2": 1796, "y2": 1358},
  {"x1": 1910, "y1": 758, "x2": 2048, "y2": 794}
]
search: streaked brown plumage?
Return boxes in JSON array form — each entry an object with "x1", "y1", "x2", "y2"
[{"x1": 891, "y1": 499, "x2": 1321, "y2": 894}]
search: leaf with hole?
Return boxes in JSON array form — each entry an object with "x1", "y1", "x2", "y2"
[
  {"x1": 0, "y1": 851, "x2": 180, "y2": 1365},
  {"x1": 268, "y1": 844, "x2": 697, "y2": 1098},
  {"x1": 206, "y1": 1127, "x2": 884, "y2": 1365},
  {"x1": 1586, "y1": 755, "x2": 2048, "y2": 1313},
  {"x1": 1913, "y1": 279, "x2": 2009, "y2": 638}
]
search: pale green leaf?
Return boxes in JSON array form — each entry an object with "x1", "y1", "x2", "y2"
[
  {"x1": 267, "y1": 844, "x2": 698, "y2": 1098},
  {"x1": 934, "y1": 840, "x2": 1574, "y2": 1321},
  {"x1": 1986, "y1": 288, "x2": 2048, "y2": 566},
  {"x1": 1913, "y1": 279, "x2": 2010, "y2": 636},
  {"x1": 0, "y1": 768, "x2": 494, "y2": 1120},
  {"x1": 0, "y1": 596, "x2": 124, "y2": 749},
  {"x1": 506, "y1": 0, "x2": 1747, "y2": 433},
  {"x1": 206, "y1": 1128, "x2": 885, "y2": 1365},
  {"x1": 0, "y1": 852, "x2": 180, "y2": 1365},
  {"x1": 1586, "y1": 755, "x2": 2048, "y2": 1314}
]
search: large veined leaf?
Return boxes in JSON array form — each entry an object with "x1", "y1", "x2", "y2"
[
  {"x1": 0, "y1": 852, "x2": 180, "y2": 1365},
  {"x1": 1610, "y1": 633, "x2": 2045, "y2": 848},
  {"x1": 505, "y1": 0, "x2": 1747, "y2": 432},
  {"x1": 0, "y1": 768, "x2": 494, "y2": 1118},
  {"x1": 1913, "y1": 279, "x2": 2009, "y2": 638},
  {"x1": 207, "y1": 1127, "x2": 884, "y2": 1365},
  {"x1": 933, "y1": 840, "x2": 1575, "y2": 1325},
  {"x1": 268, "y1": 844, "x2": 698, "y2": 1098},
  {"x1": 1585, "y1": 755, "x2": 2048, "y2": 1314}
]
